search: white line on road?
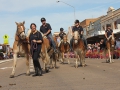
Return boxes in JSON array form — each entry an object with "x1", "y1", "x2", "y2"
[{"x1": 0, "y1": 67, "x2": 13, "y2": 70}]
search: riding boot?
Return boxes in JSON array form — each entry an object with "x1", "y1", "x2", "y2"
[
  {"x1": 32, "y1": 67, "x2": 38, "y2": 77},
  {"x1": 70, "y1": 38, "x2": 73, "y2": 52},
  {"x1": 36, "y1": 60, "x2": 42, "y2": 76},
  {"x1": 32, "y1": 61, "x2": 38, "y2": 77}
]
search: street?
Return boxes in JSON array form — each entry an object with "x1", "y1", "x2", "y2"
[{"x1": 0, "y1": 58, "x2": 120, "y2": 90}]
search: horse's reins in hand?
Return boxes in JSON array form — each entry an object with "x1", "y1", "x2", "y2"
[{"x1": 30, "y1": 41, "x2": 37, "y2": 56}]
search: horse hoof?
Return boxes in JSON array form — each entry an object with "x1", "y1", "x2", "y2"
[
  {"x1": 10, "y1": 75, "x2": 14, "y2": 78},
  {"x1": 68, "y1": 63, "x2": 70, "y2": 64},
  {"x1": 112, "y1": 61, "x2": 114, "y2": 63},
  {"x1": 45, "y1": 68, "x2": 49, "y2": 73},
  {"x1": 26, "y1": 73, "x2": 30, "y2": 76},
  {"x1": 75, "y1": 66, "x2": 78, "y2": 68}
]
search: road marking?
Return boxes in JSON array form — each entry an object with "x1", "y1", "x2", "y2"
[
  {"x1": 0, "y1": 58, "x2": 21, "y2": 64},
  {"x1": 0, "y1": 67, "x2": 13, "y2": 70}
]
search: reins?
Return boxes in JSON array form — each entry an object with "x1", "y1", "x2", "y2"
[{"x1": 30, "y1": 41, "x2": 37, "y2": 56}]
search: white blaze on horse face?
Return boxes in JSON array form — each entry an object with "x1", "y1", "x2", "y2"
[
  {"x1": 20, "y1": 26, "x2": 26, "y2": 39},
  {"x1": 75, "y1": 40, "x2": 78, "y2": 44},
  {"x1": 112, "y1": 45, "x2": 114, "y2": 47}
]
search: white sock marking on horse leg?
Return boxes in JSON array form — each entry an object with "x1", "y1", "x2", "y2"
[
  {"x1": 76, "y1": 58, "x2": 78, "y2": 68},
  {"x1": 11, "y1": 53, "x2": 17, "y2": 75}
]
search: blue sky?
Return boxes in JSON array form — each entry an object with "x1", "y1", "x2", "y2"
[{"x1": 0, "y1": 0, "x2": 120, "y2": 47}]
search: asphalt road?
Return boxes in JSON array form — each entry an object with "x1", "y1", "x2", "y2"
[{"x1": 0, "y1": 58, "x2": 120, "y2": 90}]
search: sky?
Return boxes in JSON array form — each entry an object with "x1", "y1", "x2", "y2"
[{"x1": 0, "y1": 0, "x2": 120, "y2": 47}]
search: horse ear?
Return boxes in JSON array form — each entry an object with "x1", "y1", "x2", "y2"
[
  {"x1": 23, "y1": 21, "x2": 25, "y2": 24},
  {"x1": 15, "y1": 22, "x2": 18, "y2": 25}
]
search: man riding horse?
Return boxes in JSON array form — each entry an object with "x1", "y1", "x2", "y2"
[
  {"x1": 40, "y1": 17, "x2": 58, "y2": 53},
  {"x1": 70, "y1": 20, "x2": 87, "y2": 51}
]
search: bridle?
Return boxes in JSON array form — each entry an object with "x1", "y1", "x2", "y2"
[{"x1": 16, "y1": 25, "x2": 25, "y2": 39}]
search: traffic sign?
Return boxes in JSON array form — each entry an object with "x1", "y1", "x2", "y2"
[
  {"x1": 3, "y1": 35, "x2": 9, "y2": 39},
  {"x1": 3, "y1": 35, "x2": 9, "y2": 45}
]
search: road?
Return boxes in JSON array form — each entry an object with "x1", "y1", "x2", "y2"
[{"x1": 0, "y1": 58, "x2": 120, "y2": 90}]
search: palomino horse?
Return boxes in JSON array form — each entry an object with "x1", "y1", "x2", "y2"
[
  {"x1": 10, "y1": 21, "x2": 30, "y2": 78},
  {"x1": 73, "y1": 31, "x2": 86, "y2": 68},
  {"x1": 104, "y1": 35, "x2": 115, "y2": 63},
  {"x1": 48, "y1": 36, "x2": 58, "y2": 69},
  {"x1": 59, "y1": 35, "x2": 70, "y2": 64}
]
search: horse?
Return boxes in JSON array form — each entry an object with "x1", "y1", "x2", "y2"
[
  {"x1": 10, "y1": 21, "x2": 30, "y2": 78},
  {"x1": 72, "y1": 31, "x2": 86, "y2": 68},
  {"x1": 104, "y1": 35, "x2": 115, "y2": 63},
  {"x1": 59, "y1": 35, "x2": 70, "y2": 64},
  {"x1": 48, "y1": 36, "x2": 59, "y2": 69}
]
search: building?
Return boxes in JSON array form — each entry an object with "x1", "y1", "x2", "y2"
[
  {"x1": 53, "y1": 32, "x2": 59, "y2": 36},
  {"x1": 87, "y1": 7, "x2": 120, "y2": 44},
  {"x1": 101, "y1": 7, "x2": 120, "y2": 39},
  {"x1": 80, "y1": 18, "x2": 98, "y2": 38},
  {"x1": 87, "y1": 16, "x2": 104, "y2": 43}
]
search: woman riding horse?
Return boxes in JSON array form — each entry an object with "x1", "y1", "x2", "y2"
[
  {"x1": 104, "y1": 24, "x2": 115, "y2": 63},
  {"x1": 104, "y1": 24, "x2": 114, "y2": 47}
]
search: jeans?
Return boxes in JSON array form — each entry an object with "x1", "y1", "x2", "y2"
[{"x1": 47, "y1": 33, "x2": 56, "y2": 50}]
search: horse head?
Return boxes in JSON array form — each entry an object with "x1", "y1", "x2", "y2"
[
  {"x1": 73, "y1": 31, "x2": 80, "y2": 45},
  {"x1": 63, "y1": 35, "x2": 68, "y2": 44},
  {"x1": 107, "y1": 35, "x2": 115, "y2": 48},
  {"x1": 15, "y1": 21, "x2": 26, "y2": 40}
]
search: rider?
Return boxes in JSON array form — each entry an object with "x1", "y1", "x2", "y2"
[
  {"x1": 104, "y1": 24, "x2": 114, "y2": 47},
  {"x1": 70, "y1": 19, "x2": 87, "y2": 51},
  {"x1": 40, "y1": 17, "x2": 57, "y2": 53},
  {"x1": 58, "y1": 28, "x2": 66, "y2": 47},
  {"x1": 59, "y1": 28, "x2": 66, "y2": 40}
]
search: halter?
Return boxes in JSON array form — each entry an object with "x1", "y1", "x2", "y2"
[{"x1": 16, "y1": 26, "x2": 25, "y2": 39}]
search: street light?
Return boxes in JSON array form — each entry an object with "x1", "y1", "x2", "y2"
[{"x1": 57, "y1": 1, "x2": 76, "y2": 20}]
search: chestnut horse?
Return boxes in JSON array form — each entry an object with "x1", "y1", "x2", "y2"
[
  {"x1": 104, "y1": 35, "x2": 115, "y2": 63},
  {"x1": 73, "y1": 31, "x2": 86, "y2": 68},
  {"x1": 59, "y1": 35, "x2": 70, "y2": 64},
  {"x1": 10, "y1": 21, "x2": 30, "y2": 78}
]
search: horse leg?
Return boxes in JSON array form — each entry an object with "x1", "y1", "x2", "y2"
[
  {"x1": 81, "y1": 51, "x2": 85, "y2": 67},
  {"x1": 50, "y1": 57, "x2": 53, "y2": 69},
  {"x1": 60, "y1": 53, "x2": 63, "y2": 63},
  {"x1": 61, "y1": 53, "x2": 64, "y2": 64},
  {"x1": 108, "y1": 49, "x2": 112, "y2": 63},
  {"x1": 111, "y1": 50, "x2": 114, "y2": 63},
  {"x1": 26, "y1": 54, "x2": 30, "y2": 76},
  {"x1": 75, "y1": 55, "x2": 78, "y2": 68},
  {"x1": 10, "y1": 53, "x2": 17, "y2": 78},
  {"x1": 67, "y1": 52, "x2": 70, "y2": 64}
]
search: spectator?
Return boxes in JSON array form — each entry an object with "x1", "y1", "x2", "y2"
[
  {"x1": 115, "y1": 38, "x2": 120, "y2": 49},
  {"x1": 100, "y1": 39, "x2": 104, "y2": 50}
]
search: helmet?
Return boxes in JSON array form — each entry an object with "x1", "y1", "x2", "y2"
[
  {"x1": 106, "y1": 24, "x2": 111, "y2": 27},
  {"x1": 75, "y1": 19, "x2": 79, "y2": 24},
  {"x1": 60, "y1": 28, "x2": 64, "y2": 31},
  {"x1": 41, "y1": 17, "x2": 46, "y2": 22}
]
